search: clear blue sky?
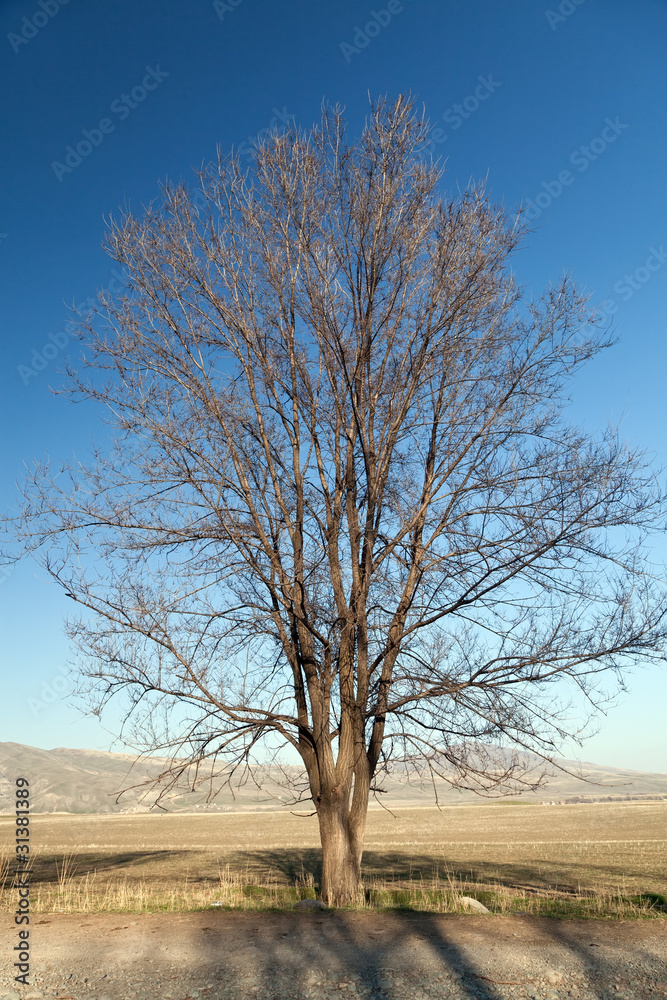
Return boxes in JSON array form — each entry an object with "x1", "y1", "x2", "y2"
[{"x1": 1, "y1": 0, "x2": 666, "y2": 771}]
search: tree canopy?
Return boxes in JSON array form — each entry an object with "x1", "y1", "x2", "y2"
[{"x1": 10, "y1": 96, "x2": 667, "y2": 904}]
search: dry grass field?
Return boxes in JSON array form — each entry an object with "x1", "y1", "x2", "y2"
[{"x1": 1, "y1": 801, "x2": 666, "y2": 918}]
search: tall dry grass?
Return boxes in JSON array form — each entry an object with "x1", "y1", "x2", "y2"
[
  {"x1": 0, "y1": 851, "x2": 664, "y2": 919},
  {"x1": 1, "y1": 804, "x2": 665, "y2": 918}
]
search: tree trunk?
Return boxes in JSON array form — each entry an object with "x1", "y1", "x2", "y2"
[{"x1": 317, "y1": 799, "x2": 365, "y2": 907}]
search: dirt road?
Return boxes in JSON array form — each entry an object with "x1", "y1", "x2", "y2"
[{"x1": 1, "y1": 912, "x2": 666, "y2": 1000}]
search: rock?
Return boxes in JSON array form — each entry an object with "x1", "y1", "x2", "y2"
[
  {"x1": 545, "y1": 971, "x2": 564, "y2": 985},
  {"x1": 294, "y1": 898, "x2": 328, "y2": 910},
  {"x1": 25, "y1": 994, "x2": 44, "y2": 999},
  {"x1": 459, "y1": 895, "x2": 490, "y2": 913}
]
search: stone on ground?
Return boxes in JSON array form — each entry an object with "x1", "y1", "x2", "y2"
[
  {"x1": 458, "y1": 895, "x2": 490, "y2": 913},
  {"x1": 294, "y1": 898, "x2": 328, "y2": 910}
]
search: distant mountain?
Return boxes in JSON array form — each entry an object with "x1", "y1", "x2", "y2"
[{"x1": 0, "y1": 741, "x2": 666, "y2": 814}]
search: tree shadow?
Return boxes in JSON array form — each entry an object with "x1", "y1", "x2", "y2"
[
  {"x1": 23, "y1": 850, "x2": 192, "y2": 884},
  {"x1": 23, "y1": 846, "x2": 650, "y2": 901},
  {"x1": 225, "y1": 848, "x2": 323, "y2": 884},
  {"x1": 545, "y1": 919, "x2": 661, "y2": 996},
  {"x1": 206, "y1": 911, "x2": 500, "y2": 1000},
  {"x1": 226, "y1": 847, "x2": 593, "y2": 894},
  {"x1": 213, "y1": 911, "x2": 661, "y2": 999}
]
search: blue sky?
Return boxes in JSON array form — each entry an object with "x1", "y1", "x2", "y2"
[{"x1": 1, "y1": 0, "x2": 666, "y2": 771}]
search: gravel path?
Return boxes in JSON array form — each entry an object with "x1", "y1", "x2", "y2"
[{"x1": 1, "y1": 912, "x2": 666, "y2": 1000}]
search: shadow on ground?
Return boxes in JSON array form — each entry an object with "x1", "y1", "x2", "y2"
[
  {"x1": 251, "y1": 912, "x2": 501, "y2": 1000},
  {"x1": 181, "y1": 911, "x2": 661, "y2": 1000},
  {"x1": 16, "y1": 850, "x2": 192, "y2": 884},
  {"x1": 19, "y1": 845, "x2": 646, "y2": 898},
  {"x1": 222, "y1": 848, "x2": 589, "y2": 894}
]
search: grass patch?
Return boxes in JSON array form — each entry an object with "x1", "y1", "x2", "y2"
[
  {"x1": 632, "y1": 891, "x2": 667, "y2": 912},
  {"x1": 1, "y1": 853, "x2": 664, "y2": 919},
  {"x1": 1, "y1": 804, "x2": 665, "y2": 918},
  {"x1": 361, "y1": 875, "x2": 666, "y2": 919}
]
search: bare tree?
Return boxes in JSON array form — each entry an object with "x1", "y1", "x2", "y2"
[{"x1": 9, "y1": 97, "x2": 666, "y2": 905}]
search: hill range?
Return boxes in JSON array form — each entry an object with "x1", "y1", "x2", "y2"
[{"x1": 1, "y1": 741, "x2": 666, "y2": 814}]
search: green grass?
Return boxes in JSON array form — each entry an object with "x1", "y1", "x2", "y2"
[
  {"x1": 1, "y1": 803, "x2": 666, "y2": 918},
  {"x1": 1, "y1": 857, "x2": 665, "y2": 919}
]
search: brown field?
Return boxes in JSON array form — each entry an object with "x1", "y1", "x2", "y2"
[{"x1": 1, "y1": 801, "x2": 666, "y2": 918}]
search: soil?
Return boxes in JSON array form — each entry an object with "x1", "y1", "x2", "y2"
[{"x1": 1, "y1": 912, "x2": 666, "y2": 1000}]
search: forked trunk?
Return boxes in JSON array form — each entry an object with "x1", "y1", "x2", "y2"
[{"x1": 317, "y1": 800, "x2": 365, "y2": 907}]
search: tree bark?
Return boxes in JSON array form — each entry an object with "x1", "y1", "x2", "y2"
[{"x1": 317, "y1": 795, "x2": 366, "y2": 907}]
